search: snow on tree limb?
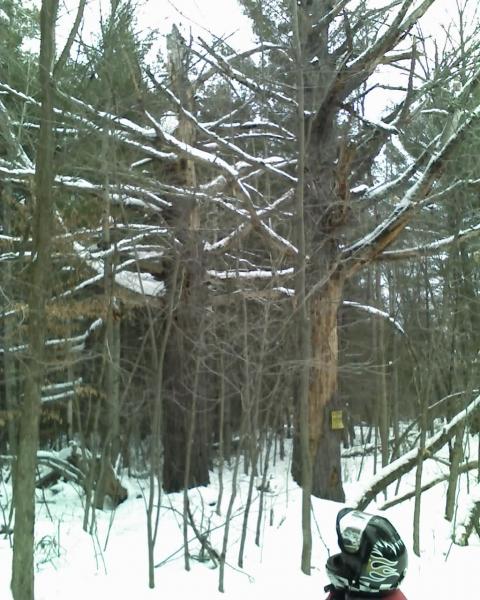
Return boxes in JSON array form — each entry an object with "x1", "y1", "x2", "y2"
[
  {"x1": 346, "y1": 0, "x2": 435, "y2": 75},
  {"x1": 207, "y1": 268, "x2": 294, "y2": 281},
  {"x1": 343, "y1": 102, "x2": 480, "y2": 272},
  {"x1": 0, "y1": 318, "x2": 103, "y2": 355},
  {"x1": 342, "y1": 300, "x2": 405, "y2": 334},
  {"x1": 379, "y1": 223, "x2": 480, "y2": 260},
  {"x1": 380, "y1": 461, "x2": 479, "y2": 511},
  {"x1": 148, "y1": 76, "x2": 296, "y2": 183},
  {"x1": 55, "y1": 88, "x2": 156, "y2": 139},
  {"x1": 208, "y1": 119, "x2": 295, "y2": 141},
  {"x1": 57, "y1": 176, "x2": 171, "y2": 210},
  {"x1": 205, "y1": 189, "x2": 296, "y2": 254},
  {"x1": 0, "y1": 82, "x2": 180, "y2": 168},
  {"x1": 112, "y1": 132, "x2": 178, "y2": 162},
  {"x1": 0, "y1": 165, "x2": 169, "y2": 220},
  {"x1": 454, "y1": 484, "x2": 480, "y2": 546},
  {"x1": 144, "y1": 110, "x2": 299, "y2": 257},
  {"x1": 0, "y1": 98, "x2": 34, "y2": 168},
  {"x1": 355, "y1": 136, "x2": 439, "y2": 203},
  {"x1": 258, "y1": 221, "x2": 299, "y2": 256},
  {"x1": 144, "y1": 110, "x2": 239, "y2": 178},
  {"x1": 352, "y1": 393, "x2": 480, "y2": 511},
  {"x1": 69, "y1": 239, "x2": 166, "y2": 299}
]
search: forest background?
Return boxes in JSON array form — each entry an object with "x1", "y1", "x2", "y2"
[{"x1": 0, "y1": 1, "x2": 480, "y2": 599}]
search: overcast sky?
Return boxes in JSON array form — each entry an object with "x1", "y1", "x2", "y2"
[
  {"x1": 56, "y1": 0, "x2": 255, "y2": 51},
  {"x1": 50, "y1": 0, "x2": 478, "y2": 119},
  {"x1": 54, "y1": 0, "x2": 474, "y2": 58}
]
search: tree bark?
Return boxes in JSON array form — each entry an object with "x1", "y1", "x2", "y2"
[
  {"x1": 375, "y1": 263, "x2": 390, "y2": 469},
  {"x1": 162, "y1": 26, "x2": 210, "y2": 492},
  {"x1": 308, "y1": 279, "x2": 346, "y2": 500},
  {"x1": 11, "y1": 2, "x2": 57, "y2": 599},
  {"x1": 291, "y1": 0, "x2": 313, "y2": 573},
  {"x1": 290, "y1": 1, "x2": 348, "y2": 501},
  {"x1": 2, "y1": 189, "x2": 17, "y2": 456}
]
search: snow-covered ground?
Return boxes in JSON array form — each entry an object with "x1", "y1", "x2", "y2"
[{"x1": 0, "y1": 434, "x2": 479, "y2": 599}]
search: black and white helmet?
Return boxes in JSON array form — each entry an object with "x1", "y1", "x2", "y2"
[{"x1": 326, "y1": 508, "x2": 408, "y2": 595}]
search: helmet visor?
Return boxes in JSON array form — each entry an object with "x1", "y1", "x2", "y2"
[{"x1": 337, "y1": 510, "x2": 372, "y2": 554}]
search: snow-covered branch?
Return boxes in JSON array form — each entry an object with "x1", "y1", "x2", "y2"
[
  {"x1": 196, "y1": 42, "x2": 287, "y2": 85},
  {"x1": 144, "y1": 110, "x2": 239, "y2": 178},
  {"x1": 208, "y1": 119, "x2": 294, "y2": 141},
  {"x1": 206, "y1": 267, "x2": 294, "y2": 281},
  {"x1": 343, "y1": 102, "x2": 480, "y2": 272},
  {"x1": 454, "y1": 484, "x2": 480, "y2": 546},
  {"x1": 0, "y1": 98, "x2": 34, "y2": 168},
  {"x1": 68, "y1": 240, "x2": 166, "y2": 299},
  {"x1": 342, "y1": 300, "x2": 405, "y2": 334},
  {"x1": 0, "y1": 319, "x2": 103, "y2": 355},
  {"x1": 380, "y1": 460, "x2": 479, "y2": 510},
  {"x1": 149, "y1": 77, "x2": 296, "y2": 183},
  {"x1": 55, "y1": 88, "x2": 156, "y2": 139},
  {"x1": 346, "y1": 0, "x2": 435, "y2": 75},
  {"x1": 352, "y1": 393, "x2": 480, "y2": 510},
  {"x1": 379, "y1": 223, "x2": 480, "y2": 261}
]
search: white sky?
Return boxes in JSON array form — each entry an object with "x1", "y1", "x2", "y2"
[
  {"x1": 43, "y1": 0, "x2": 477, "y2": 51},
  {"x1": 36, "y1": 0, "x2": 478, "y2": 119},
  {"x1": 57, "y1": 0, "x2": 256, "y2": 52},
  {"x1": 52, "y1": 1, "x2": 475, "y2": 66}
]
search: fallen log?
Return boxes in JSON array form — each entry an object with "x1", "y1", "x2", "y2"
[
  {"x1": 67, "y1": 444, "x2": 128, "y2": 508},
  {"x1": 352, "y1": 394, "x2": 480, "y2": 510},
  {"x1": 379, "y1": 461, "x2": 479, "y2": 510},
  {"x1": 2, "y1": 443, "x2": 127, "y2": 509}
]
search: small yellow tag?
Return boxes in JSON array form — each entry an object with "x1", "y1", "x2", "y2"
[{"x1": 331, "y1": 410, "x2": 344, "y2": 430}]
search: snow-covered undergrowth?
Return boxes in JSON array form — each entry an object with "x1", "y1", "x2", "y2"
[{"x1": 0, "y1": 434, "x2": 479, "y2": 599}]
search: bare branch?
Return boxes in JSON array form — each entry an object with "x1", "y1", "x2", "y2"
[{"x1": 54, "y1": 0, "x2": 87, "y2": 76}]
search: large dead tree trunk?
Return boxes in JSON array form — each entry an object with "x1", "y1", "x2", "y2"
[
  {"x1": 162, "y1": 26, "x2": 210, "y2": 492},
  {"x1": 309, "y1": 278, "x2": 346, "y2": 500},
  {"x1": 290, "y1": 0, "x2": 468, "y2": 501},
  {"x1": 291, "y1": 1, "x2": 347, "y2": 501}
]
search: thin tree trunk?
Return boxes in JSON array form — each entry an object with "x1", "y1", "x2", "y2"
[
  {"x1": 2, "y1": 190, "x2": 17, "y2": 456},
  {"x1": 146, "y1": 255, "x2": 180, "y2": 589},
  {"x1": 389, "y1": 266, "x2": 401, "y2": 458},
  {"x1": 413, "y1": 261, "x2": 432, "y2": 556},
  {"x1": 238, "y1": 302, "x2": 270, "y2": 567},
  {"x1": 11, "y1": 2, "x2": 57, "y2": 598},
  {"x1": 291, "y1": 0, "x2": 312, "y2": 575},
  {"x1": 412, "y1": 390, "x2": 427, "y2": 556},
  {"x1": 216, "y1": 354, "x2": 226, "y2": 515},
  {"x1": 255, "y1": 428, "x2": 274, "y2": 547},
  {"x1": 238, "y1": 298, "x2": 256, "y2": 568},
  {"x1": 445, "y1": 416, "x2": 468, "y2": 521},
  {"x1": 218, "y1": 418, "x2": 245, "y2": 593},
  {"x1": 183, "y1": 336, "x2": 203, "y2": 572},
  {"x1": 376, "y1": 264, "x2": 390, "y2": 469}
]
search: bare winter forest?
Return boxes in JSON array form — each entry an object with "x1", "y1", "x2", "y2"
[{"x1": 0, "y1": 1, "x2": 480, "y2": 598}]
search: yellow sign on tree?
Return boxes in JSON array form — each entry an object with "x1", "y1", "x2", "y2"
[{"x1": 330, "y1": 410, "x2": 344, "y2": 431}]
